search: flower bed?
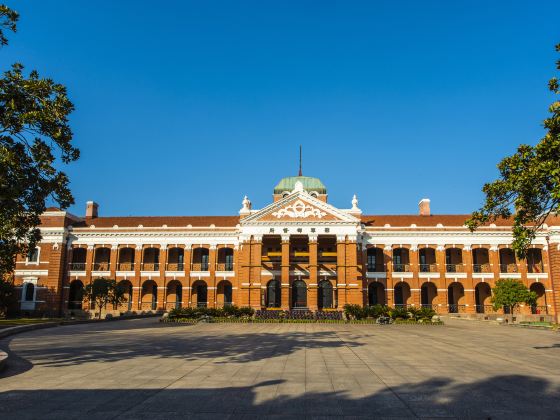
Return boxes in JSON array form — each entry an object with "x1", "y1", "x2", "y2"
[
  {"x1": 255, "y1": 309, "x2": 342, "y2": 321},
  {"x1": 166, "y1": 306, "x2": 255, "y2": 321},
  {"x1": 161, "y1": 306, "x2": 443, "y2": 325},
  {"x1": 343, "y1": 304, "x2": 440, "y2": 323}
]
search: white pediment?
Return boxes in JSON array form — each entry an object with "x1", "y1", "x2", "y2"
[{"x1": 240, "y1": 191, "x2": 360, "y2": 225}]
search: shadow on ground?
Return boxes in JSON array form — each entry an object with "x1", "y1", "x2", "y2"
[
  {"x1": 0, "y1": 375, "x2": 558, "y2": 419},
  {"x1": 0, "y1": 322, "x2": 363, "y2": 375}
]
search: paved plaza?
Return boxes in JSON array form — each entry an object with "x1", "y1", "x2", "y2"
[{"x1": 0, "y1": 318, "x2": 559, "y2": 419}]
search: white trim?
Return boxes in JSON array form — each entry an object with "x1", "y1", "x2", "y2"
[
  {"x1": 499, "y1": 272, "x2": 521, "y2": 279},
  {"x1": 366, "y1": 272, "x2": 387, "y2": 279},
  {"x1": 419, "y1": 273, "x2": 440, "y2": 278},
  {"x1": 68, "y1": 270, "x2": 86, "y2": 276},
  {"x1": 164, "y1": 271, "x2": 186, "y2": 277},
  {"x1": 140, "y1": 271, "x2": 160, "y2": 276},
  {"x1": 391, "y1": 272, "x2": 413, "y2": 278},
  {"x1": 92, "y1": 271, "x2": 110, "y2": 276},
  {"x1": 116, "y1": 271, "x2": 135, "y2": 276},
  {"x1": 527, "y1": 273, "x2": 548, "y2": 279},
  {"x1": 189, "y1": 271, "x2": 210, "y2": 277},
  {"x1": 215, "y1": 271, "x2": 235, "y2": 277},
  {"x1": 25, "y1": 246, "x2": 41, "y2": 265},
  {"x1": 473, "y1": 273, "x2": 494, "y2": 279},
  {"x1": 445, "y1": 272, "x2": 467, "y2": 278},
  {"x1": 15, "y1": 269, "x2": 48, "y2": 276}
]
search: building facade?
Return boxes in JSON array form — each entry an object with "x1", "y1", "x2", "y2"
[{"x1": 13, "y1": 175, "x2": 560, "y2": 318}]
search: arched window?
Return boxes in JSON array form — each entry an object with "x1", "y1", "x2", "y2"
[
  {"x1": 223, "y1": 283, "x2": 232, "y2": 305},
  {"x1": 392, "y1": 248, "x2": 410, "y2": 272},
  {"x1": 68, "y1": 280, "x2": 84, "y2": 310},
  {"x1": 70, "y1": 248, "x2": 87, "y2": 270},
  {"x1": 527, "y1": 249, "x2": 543, "y2": 273},
  {"x1": 366, "y1": 248, "x2": 384, "y2": 272},
  {"x1": 318, "y1": 281, "x2": 333, "y2": 309},
  {"x1": 24, "y1": 283, "x2": 35, "y2": 301},
  {"x1": 266, "y1": 280, "x2": 281, "y2": 308},
  {"x1": 368, "y1": 282, "x2": 385, "y2": 306},
  {"x1": 475, "y1": 282, "x2": 491, "y2": 313},
  {"x1": 291, "y1": 280, "x2": 307, "y2": 308},
  {"x1": 419, "y1": 248, "x2": 436, "y2": 272},
  {"x1": 117, "y1": 248, "x2": 135, "y2": 271},
  {"x1": 394, "y1": 282, "x2": 410, "y2": 307},
  {"x1": 472, "y1": 248, "x2": 490, "y2": 273},
  {"x1": 192, "y1": 280, "x2": 208, "y2": 307},
  {"x1": 420, "y1": 282, "x2": 437, "y2": 308},
  {"x1": 167, "y1": 247, "x2": 184, "y2": 271},
  {"x1": 192, "y1": 248, "x2": 209, "y2": 271},
  {"x1": 218, "y1": 248, "x2": 234, "y2": 271}
]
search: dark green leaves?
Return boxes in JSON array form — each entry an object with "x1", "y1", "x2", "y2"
[
  {"x1": 0, "y1": 5, "x2": 18, "y2": 47},
  {"x1": 491, "y1": 279, "x2": 537, "y2": 312},
  {"x1": 0, "y1": 5, "x2": 79, "y2": 278},
  {"x1": 468, "y1": 43, "x2": 560, "y2": 258}
]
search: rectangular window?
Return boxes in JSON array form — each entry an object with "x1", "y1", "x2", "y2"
[{"x1": 27, "y1": 248, "x2": 39, "y2": 263}]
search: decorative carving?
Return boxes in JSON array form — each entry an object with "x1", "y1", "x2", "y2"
[{"x1": 272, "y1": 199, "x2": 327, "y2": 219}]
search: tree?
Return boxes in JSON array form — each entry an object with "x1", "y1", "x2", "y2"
[
  {"x1": 0, "y1": 4, "x2": 79, "y2": 278},
  {"x1": 83, "y1": 278, "x2": 127, "y2": 320},
  {"x1": 467, "y1": 43, "x2": 560, "y2": 258},
  {"x1": 0, "y1": 276, "x2": 14, "y2": 316},
  {"x1": 491, "y1": 279, "x2": 537, "y2": 315}
]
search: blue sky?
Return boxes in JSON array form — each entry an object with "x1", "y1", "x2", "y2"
[{"x1": 3, "y1": 1, "x2": 558, "y2": 216}]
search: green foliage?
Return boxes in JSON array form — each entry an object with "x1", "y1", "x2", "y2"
[
  {"x1": 0, "y1": 4, "x2": 79, "y2": 277},
  {"x1": 167, "y1": 305, "x2": 255, "y2": 320},
  {"x1": 0, "y1": 5, "x2": 18, "y2": 47},
  {"x1": 343, "y1": 304, "x2": 432, "y2": 321},
  {"x1": 467, "y1": 43, "x2": 560, "y2": 257},
  {"x1": 491, "y1": 279, "x2": 537, "y2": 313},
  {"x1": 407, "y1": 306, "x2": 436, "y2": 321},
  {"x1": 343, "y1": 304, "x2": 367, "y2": 320},
  {"x1": 0, "y1": 276, "x2": 14, "y2": 316},
  {"x1": 389, "y1": 306, "x2": 409, "y2": 320},
  {"x1": 83, "y1": 278, "x2": 127, "y2": 320},
  {"x1": 366, "y1": 304, "x2": 391, "y2": 318}
]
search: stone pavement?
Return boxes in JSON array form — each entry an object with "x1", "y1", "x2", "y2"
[{"x1": 0, "y1": 318, "x2": 559, "y2": 419}]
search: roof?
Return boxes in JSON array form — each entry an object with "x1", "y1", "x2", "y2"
[
  {"x1": 361, "y1": 215, "x2": 499, "y2": 227},
  {"x1": 273, "y1": 176, "x2": 327, "y2": 194},
  {"x1": 75, "y1": 216, "x2": 239, "y2": 228},
  {"x1": 360, "y1": 214, "x2": 560, "y2": 228}
]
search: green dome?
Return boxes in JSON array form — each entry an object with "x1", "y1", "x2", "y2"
[{"x1": 273, "y1": 176, "x2": 327, "y2": 195}]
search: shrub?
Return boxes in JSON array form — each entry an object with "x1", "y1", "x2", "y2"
[
  {"x1": 238, "y1": 306, "x2": 255, "y2": 317},
  {"x1": 168, "y1": 306, "x2": 255, "y2": 320},
  {"x1": 343, "y1": 304, "x2": 366, "y2": 320},
  {"x1": 389, "y1": 306, "x2": 409, "y2": 320},
  {"x1": 417, "y1": 306, "x2": 436, "y2": 321},
  {"x1": 366, "y1": 304, "x2": 391, "y2": 319}
]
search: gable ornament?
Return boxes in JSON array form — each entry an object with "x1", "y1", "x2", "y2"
[{"x1": 272, "y1": 199, "x2": 327, "y2": 219}]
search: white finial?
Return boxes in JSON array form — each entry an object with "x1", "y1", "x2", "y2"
[
  {"x1": 293, "y1": 180, "x2": 304, "y2": 192},
  {"x1": 352, "y1": 194, "x2": 358, "y2": 210},
  {"x1": 348, "y1": 193, "x2": 361, "y2": 215},
  {"x1": 239, "y1": 195, "x2": 252, "y2": 215}
]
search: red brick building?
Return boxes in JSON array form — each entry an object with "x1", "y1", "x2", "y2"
[{"x1": 13, "y1": 175, "x2": 560, "y2": 318}]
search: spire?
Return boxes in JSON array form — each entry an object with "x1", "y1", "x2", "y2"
[{"x1": 298, "y1": 145, "x2": 302, "y2": 176}]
